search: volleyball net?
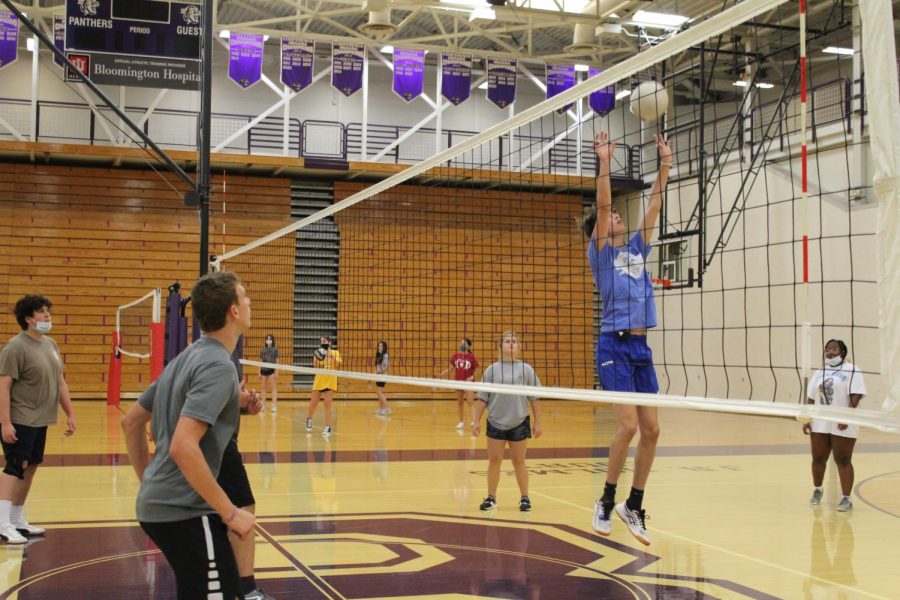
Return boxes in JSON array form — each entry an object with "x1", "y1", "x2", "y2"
[{"x1": 215, "y1": 0, "x2": 899, "y2": 433}]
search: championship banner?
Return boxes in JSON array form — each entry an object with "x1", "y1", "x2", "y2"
[
  {"x1": 0, "y1": 10, "x2": 17, "y2": 71},
  {"x1": 53, "y1": 14, "x2": 65, "y2": 67},
  {"x1": 228, "y1": 31, "x2": 264, "y2": 89},
  {"x1": 441, "y1": 52, "x2": 472, "y2": 106},
  {"x1": 486, "y1": 57, "x2": 516, "y2": 109},
  {"x1": 546, "y1": 63, "x2": 575, "y2": 114},
  {"x1": 588, "y1": 67, "x2": 616, "y2": 115},
  {"x1": 332, "y1": 41, "x2": 364, "y2": 97},
  {"x1": 280, "y1": 37, "x2": 314, "y2": 93},
  {"x1": 64, "y1": 0, "x2": 201, "y2": 89},
  {"x1": 392, "y1": 48, "x2": 425, "y2": 102}
]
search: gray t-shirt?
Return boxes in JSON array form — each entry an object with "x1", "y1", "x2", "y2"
[
  {"x1": 136, "y1": 336, "x2": 240, "y2": 523},
  {"x1": 478, "y1": 360, "x2": 541, "y2": 431},
  {"x1": 0, "y1": 332, "x2": 64, "y2": 427}
]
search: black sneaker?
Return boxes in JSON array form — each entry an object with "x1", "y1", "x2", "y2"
[
  {"x1": 519, "y1": 496, "x2": 532, "y2": 512},
  {"x1": 479, "y1": 495, "x2": 497, "y2": 510}
]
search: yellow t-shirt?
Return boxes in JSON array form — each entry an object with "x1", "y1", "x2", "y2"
[{"x1": 313, "y1": 349, "x2": 341, "y2": 391}]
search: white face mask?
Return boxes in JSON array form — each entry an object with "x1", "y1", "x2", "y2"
[
  {"x1": 266, "y1": 340, "x2": 273, "y2": 346},
  {"x1": 825, "y1": 355, "x2": 843, "y2": 367},
  {"x1": 34, "y1": 321, "x2": 52, "y2": 334}
]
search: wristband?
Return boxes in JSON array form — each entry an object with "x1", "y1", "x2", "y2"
[{"x1": 222, "y1": 506, "x2": 238, "y2": 524}]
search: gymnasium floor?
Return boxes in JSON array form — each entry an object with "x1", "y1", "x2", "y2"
[{"x1": 1, "y1": 399, "x2": 898, "y2": 599}]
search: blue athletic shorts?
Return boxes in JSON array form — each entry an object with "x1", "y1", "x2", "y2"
[{"x1": 596, "y1": 332, "x2": 659, "y2": 394}]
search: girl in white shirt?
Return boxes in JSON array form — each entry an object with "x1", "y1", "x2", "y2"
[{"x1": 802, "y1": 339, "x2": 866, "y2": 511}]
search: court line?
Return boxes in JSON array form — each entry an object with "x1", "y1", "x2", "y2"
[
  {"x1": 253, "y1": 522, "x2": 346, "y2": 600},
  {"x1": 530, "y1": 490, "x2": 891, "y2": 600},
  {"x1": 854, "y1": 470, "x2": 900, "y2": 520}
]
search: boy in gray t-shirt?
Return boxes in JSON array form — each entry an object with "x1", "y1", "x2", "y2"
[
  {"x1": 121, "y1": 272, "x2": 254, "y2": 599},
  {"x1": 472, "y1": 332, "x2": 542, "y2": 513}
]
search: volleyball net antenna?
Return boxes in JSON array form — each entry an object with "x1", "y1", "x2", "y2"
[
  {"x1": 216, "y1": 0, "x2": 899, "y2": 433},
  {"x1": 106, "y1": 288, "x2": 164, "y2": 405}
]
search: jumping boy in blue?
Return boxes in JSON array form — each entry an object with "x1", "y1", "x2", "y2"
[{"x1": 584, "y1": 131, "x2": 671, "y2": 545}]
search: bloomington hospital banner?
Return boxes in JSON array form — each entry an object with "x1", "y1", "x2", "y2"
[
  {"x1": 0, "y1": 10, "x2": 17, "y2": 71},
  {"x1": 332, "y1": 41, "x2": 364, "y2": 97},
  {"x1": 63, "y1": 0, "x2": 201, "y2": 89},
  {"x1": 392, "y1": 48, "x2": 425, "y2": 102},
  {"x1": 441, "y1": 52, "x2": 472, "y2": 106},
  {"x1": 281, "y1": 37, "x2": 314, "y2": 93},
  {"x1": 486, "y1": 57, "x2": 516, "y2": 109},
  {"x1": 228, "y1": 31, "x2": 264, "y2": 89}
]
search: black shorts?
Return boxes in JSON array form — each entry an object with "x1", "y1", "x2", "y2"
[
  {"x1": 1, "y1": 424, "x2": 48, "y2": 467},
  {"x1": 260, "y1": 368, "x2": 275, "y2": 376},
  {"x1": 217, "y1": 439, "x2": 256, "y2": 508},
  {"x1": 486, "y1": 416, "x2": 531, "y2": 442},
  {"x1": 375, "y1": 381, "x2": 386, "y2": 388},
  {"x1": 140, "y1": 514, "x2": 241, "y2": 600}
]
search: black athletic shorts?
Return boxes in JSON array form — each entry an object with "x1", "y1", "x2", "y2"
[
  {"x1": 1, "y1": 424, "x2": 48, "y2": 467},
  {"x1": 486, "y1": 416, "x2": 531, "y2": 442},
  {"x1": 217, "y1": 439, "x2": 256, "y2": 508},
  {"x1": 260, "y1": 368, "x2": 275, "y2": 376},
  {"x1": 140, "y1": 514, "x2": 241, "y2": 600},
  {"x1": 375, "y1": 381, "x2": 386, "y2": 388}
]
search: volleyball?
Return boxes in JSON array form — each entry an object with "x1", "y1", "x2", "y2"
[
  {"x1": 314, "y1": 347, "x2": 327, "y2": 361},
  {"x1": 630, "y1": 81, "x2": 669, "y2": 121}
]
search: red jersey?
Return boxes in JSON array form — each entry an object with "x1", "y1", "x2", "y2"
[{"x1": 450, "y1": 352, "x2": 478, "y2": 380}]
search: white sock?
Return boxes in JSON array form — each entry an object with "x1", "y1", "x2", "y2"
[
  {"x1": 10, "y1": 505, "x2": 23, "y2": 525},
  {"x1": 814, "y1": 486, "x2": 823, "y2": 492},
  {"x1": 0, "y1": 500, "x2": 11, "y2": 525}
]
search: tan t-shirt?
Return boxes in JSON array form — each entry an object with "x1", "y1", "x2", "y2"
[{"x1": 0, "y1": 332, "x2": 64, "y2": 426}]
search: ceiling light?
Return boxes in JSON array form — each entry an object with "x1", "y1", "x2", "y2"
[
  {"x1": 219, "y1": 30, "x2": 231, "y2": 39},
  {"x1": 574, "y1": 64, "x2": 589, "y2": 72},
  {"x1": 755, "y1": 82, "x2": 774, "y2": 89},
  {"x1": 615, "y1": 89, "x2": 631, "y2": 99},
  {"x1": 631, "y1": 10, "x2": 689, "y2": 29},
  {"x1": 733, "y1": 80, "x2": 749, "y2": 87},
  {"x1": 381, "y1": 45, "x2": 394, "y2": 53},
  {"x1": 478, "y1": 81, "x2": 488, "y2": 90},
  {"x1": 823, "y1": 46, "x2": 854, "y2": 56}
]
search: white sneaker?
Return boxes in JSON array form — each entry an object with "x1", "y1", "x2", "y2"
[
  {"x1": 270, "y1": 405, "x2": 277, "y2": 413},
  {"x1": 0, "y1": 523, "x2": 27, "y2": 544},
  {"x1": 381, "y1": 408, "x2": 392, "y2": 415},
  {"x1": 592, "y1": 499, "x2": 613, "y2": 535},
  {"x1": 455, "y1": 421, "x2": 464, "y2": 430},
  {"x1": 837, "y1": 496, "x2": 853, "y2": 512},
  {"x1": 306, "y1": 418, "x2": 313, "y2": 432},
  {"x1": 810, "y1": 488, "x2": 823, "y2": 505},
  {"x1": 322, "y1": 425, "x2": 332, "y2": 437},
  {"x1": 616, "y1": 502, "x2": 651, "y2": 546},
  {"x1": 14, "y1": 521, "x2": 45, "y2": 536}
]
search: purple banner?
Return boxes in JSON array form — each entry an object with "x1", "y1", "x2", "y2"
[
  {"x1": 0, "y1": 10, "x2": 18, "y2": 71},
  {"x1": 546, "y1": 63, "x2": 575, "y2": 115},
  {"x1": 486, "y1": 57, "x2": 516, "y2": 109},
  {"x1": 332, "y1": 42, "x2": 364, "y2": 97},
  {"x1": 54, "y1": 15, "x2": 65, "y2": 67},
  {"x1": 588, "y1": 68, "x2": 616, "y2": 115},
  {"x1": 441, "y1": 52, "x2": 472, "y2": 106},
  {"x1": 281, "y1": 37, "x2": 314, "y2": 93},
  {"x1": 228, "y1": 32, "x2": 264, "y2": 89},
  {"x1": 392, "y1": 48, "x2": 425, "y2": 102}
]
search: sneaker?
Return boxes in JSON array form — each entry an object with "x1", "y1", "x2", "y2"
[
  {"x1": 455, "y1": 421, "x2": 465, "y2": 430},
  {"x1": 14, "y1": 521, "x2": 45, "y2": 536},
  {"x1": 0, "y1": 523, "x2": 27, "y2": 545},
  {"x1": 519, "y1": 496, "x2": 532, "y2": 512},
  {"x1": 381, "y1": 408, "x2": 392, "y2": 415},
  {"x1": 270, "y1": 405, "x2": 277, "y2": 414},
  {"x1": 322, "y1": 425, "x2": 332, "y2": 437},
  {"x1": 479, "y1": 495, "x2": 497, "y2": 511},
  {"x1": 810, "y1": 488, "x2": 824, "y2": 506},
  {"x1": 306, "y1": 418, "x2": 313, "y2": 432},
  {"x1": 615, "y1": 502, "x2": 651, "y2": 545},
  {"x1": 837, "y1": 496, "x2": 853, "y2": 512},
  {"x1": 245, "y1": 588, "x2": 276, "y2": 600},
  {"x1": 592, "y1": 499, "x2": 614, "y2": 535}
]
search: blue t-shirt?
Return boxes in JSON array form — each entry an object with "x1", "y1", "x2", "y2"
[{"x1": 587, "y1": 231, "x2": 657, "y2": 332}]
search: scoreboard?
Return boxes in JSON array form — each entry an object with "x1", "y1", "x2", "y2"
[{"x1": 66, "y1": 0, "x2": 200, "y2": 60}]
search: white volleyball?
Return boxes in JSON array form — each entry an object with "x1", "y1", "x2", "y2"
[{"x1": 630, "y1": 81, "x2": 669, "y2": 121}]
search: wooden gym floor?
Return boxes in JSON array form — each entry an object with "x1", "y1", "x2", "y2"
[{"x1": 0, "y1": 398, "x2": 898, "y2": 599}]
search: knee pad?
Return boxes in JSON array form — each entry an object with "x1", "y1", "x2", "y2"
[{"x1": 3, "y1": 454, "x2": 27, "y2": 479}]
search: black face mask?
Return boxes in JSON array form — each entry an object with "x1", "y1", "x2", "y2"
[{"x1": 321, "y1": 343, "x2": 330, "y2": 349}]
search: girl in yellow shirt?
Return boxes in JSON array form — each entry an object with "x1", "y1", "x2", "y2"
[{"x1": 307, "y1": 336, "x2": 341, "y2": 437}]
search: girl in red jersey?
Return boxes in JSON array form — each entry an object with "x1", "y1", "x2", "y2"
[{"x1": 440, "y1": 338, "x2": 479, "y2": 431}]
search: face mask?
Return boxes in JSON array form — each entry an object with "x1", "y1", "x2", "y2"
[
  {"x1": 825, "y1": 355, "x2": 843, "y2": 367},
  {"x1": 321, "y1": 343, "x2": 330, "y2": 349},
  {"x1": 34, "y1": 321, "x2": 52, "y2": 334},
  {"x1": 459, "y1": 344, "x2": 467, "y2": 352},
  {"x1": 266, "y1": 340, "x2": 273, "y2": 346}
]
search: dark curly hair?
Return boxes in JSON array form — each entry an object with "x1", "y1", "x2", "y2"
[{"x1": 14, "y1": 295, "x2": 52, "y2": 330}]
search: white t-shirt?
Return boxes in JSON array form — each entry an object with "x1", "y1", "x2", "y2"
[{"x1": 806, "y1": 362, "x2": 866, "y2": 438}]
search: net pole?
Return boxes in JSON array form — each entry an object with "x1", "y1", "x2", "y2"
[{"x1": 799, "y1": 0, "x2": 812, "y2": 411}]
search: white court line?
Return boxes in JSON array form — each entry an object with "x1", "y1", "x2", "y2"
[{"x1": 530, "y1": 489, "x2": 890, "y2": 600}]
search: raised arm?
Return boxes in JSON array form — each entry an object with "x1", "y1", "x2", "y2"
[
  {"x1": 593, "y1": 132, "x2": 618, "y2": 247},
  {"x1": 640, "y1": 135, "x2": 672, "y2": 245}
]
